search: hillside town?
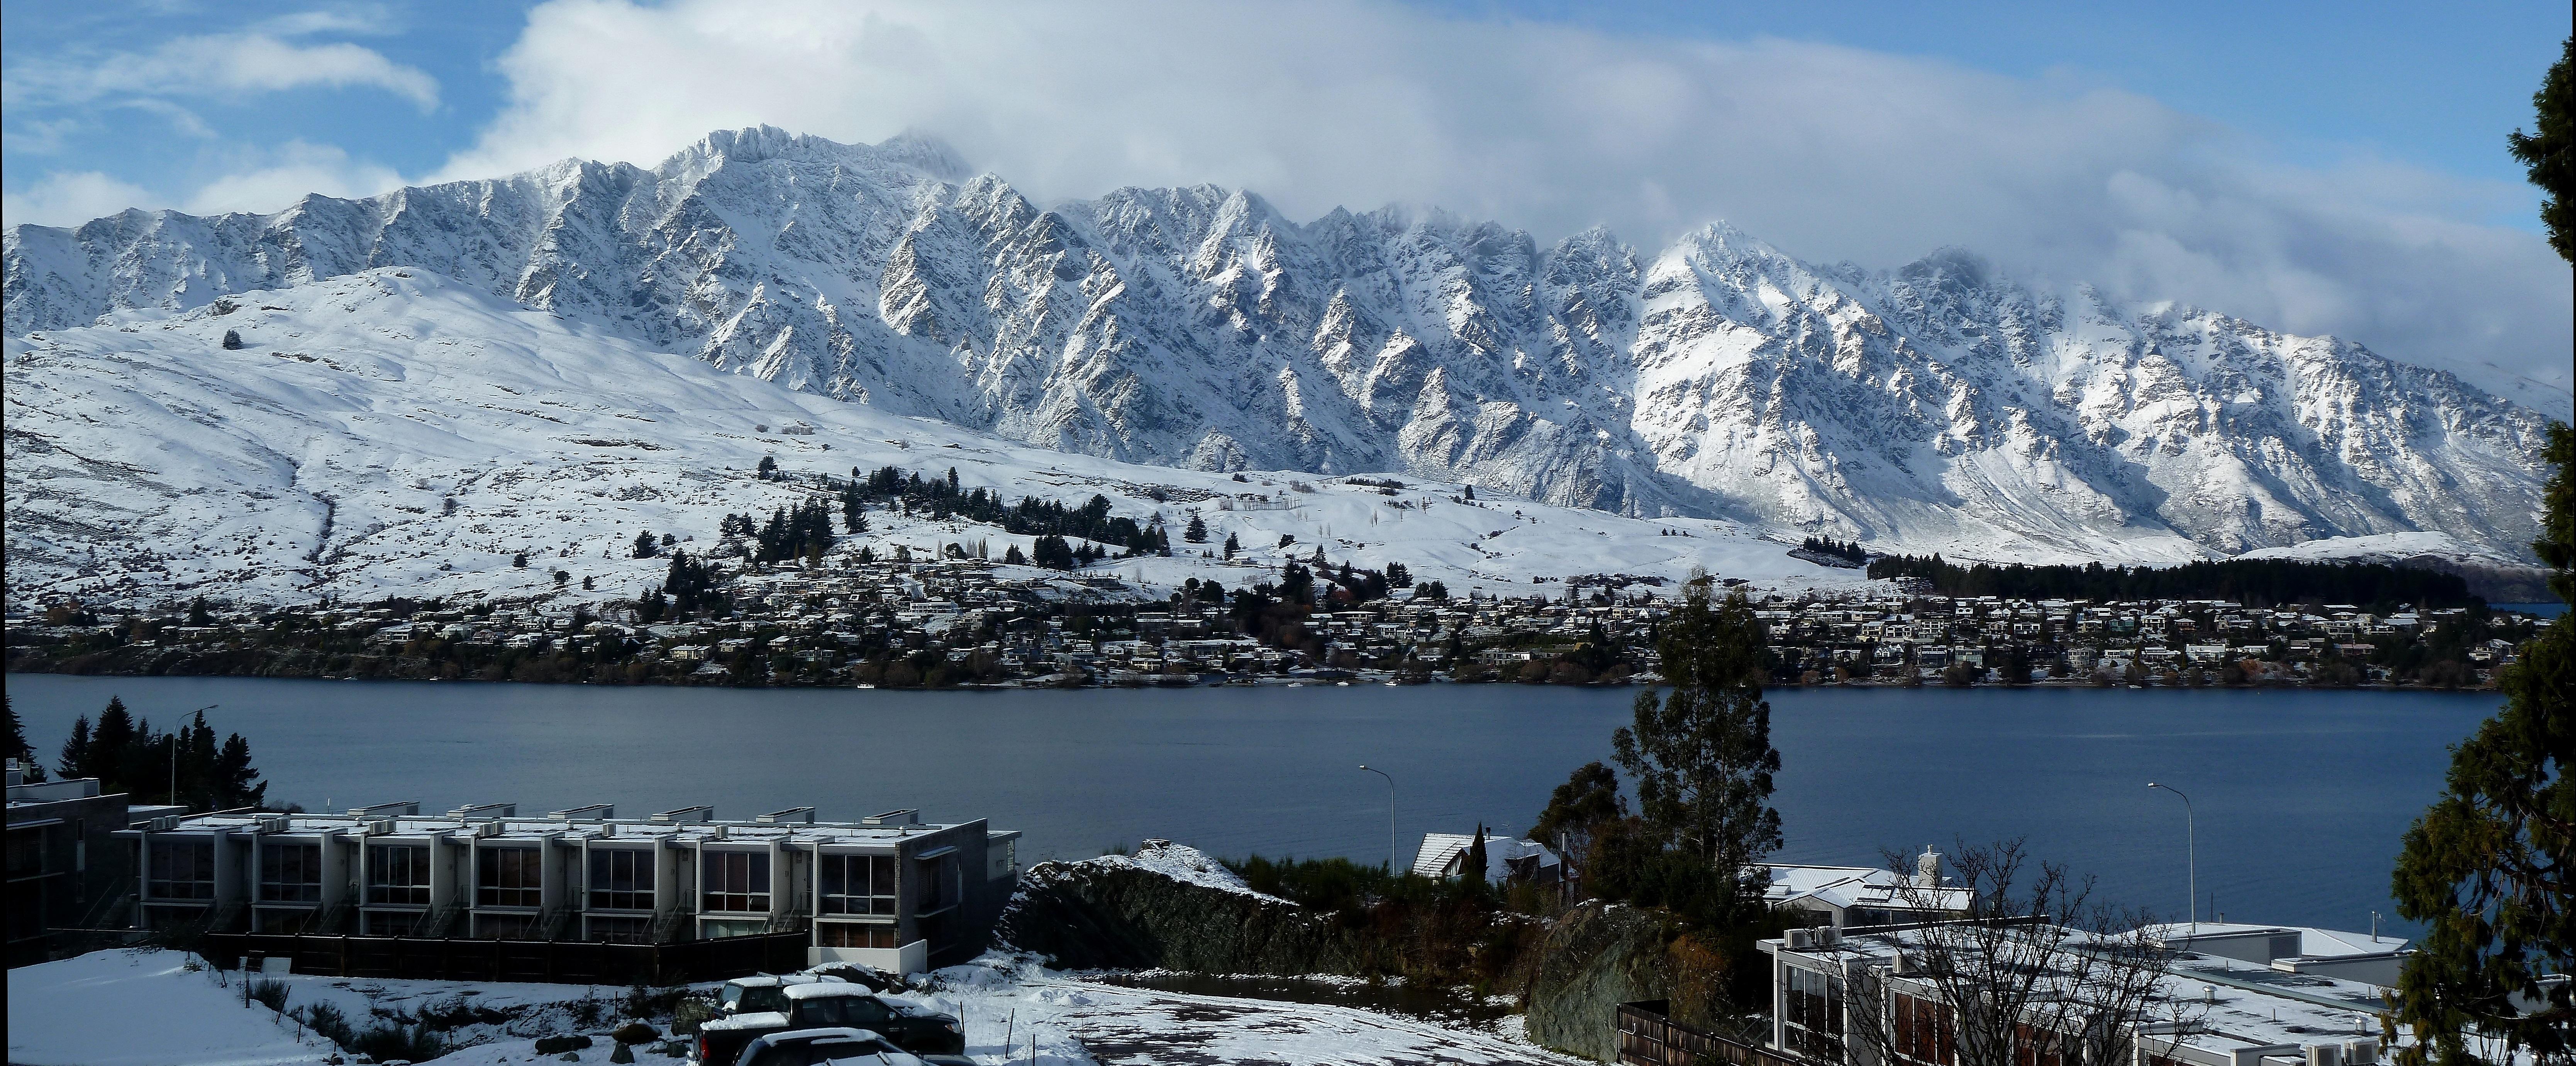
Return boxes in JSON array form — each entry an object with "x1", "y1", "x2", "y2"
[{"x1": 3, "y1": 545, "x2": 2544, "y2": 690}]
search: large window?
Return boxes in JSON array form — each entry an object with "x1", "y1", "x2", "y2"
[
  {"x1": 1896, "y1": 993, "x2": 1954, "y2": 1065},
  {"x1": 702, "y1": 850, "x2": 770, "y2": 913},
  {"x1": 588, "y1": 849, "x2": 653, "y2": 911},
  {"x1": 587, "y1": 915, "x2": 652, "y2": 943},
  {"x1": 818, "y1": 922, "x2": 897, "y2": 949},
  {"x1": 1782, "y1": 965, "x2": 1844, "y2": 1058},
  {"x1": 476, "y1": 846, "x2": 542, "y2": 908},
  {"x1": 818, "y1": 854, "x2": 896, "y2": 916},
  {"x1": 916, "y1": 854, "x2": 954, "y2": 912},
  {"x1": 367, "y1": 844, "x2": 431, "y2": 905},
  {"x1": 259, "y1": 843, "x2": 322, "y2": 903}
]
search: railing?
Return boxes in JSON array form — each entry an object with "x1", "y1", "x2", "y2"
[
  {"x1": 198, "y1": 929, "x2": 812, "y2": 985},
  {"x1": 1618, "y1": 1001, "x2": 1815, "y2": 1066}
]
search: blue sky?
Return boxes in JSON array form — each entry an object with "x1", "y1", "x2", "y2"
[{"x1": 2, "y1": 1, "x2": 2568, "y2": 407}]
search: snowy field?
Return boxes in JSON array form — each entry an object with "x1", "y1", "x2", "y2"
[
  {"x1": 8, "y1": 949, "x2": 1579, "y2": 1066},
  {"x1": 3, "y1": 269, "x2": 1866, "y2": 612}
]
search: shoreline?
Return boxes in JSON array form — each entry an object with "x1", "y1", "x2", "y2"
[{"x1": 0, "y1": 660, "x2": 2503, "y2": 695}]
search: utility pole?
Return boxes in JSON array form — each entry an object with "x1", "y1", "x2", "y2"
[{"x1": 1359, "y1": 765, "x2": 1396, "y2": 871}]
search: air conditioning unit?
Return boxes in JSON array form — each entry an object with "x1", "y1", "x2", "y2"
[
  {"x1": 473, "y1": 821, "x2": 503, "y2": 839},
  {"x1": 1787, "y1": 928, "x2": 1815, "y2": 950},
  {"x1": 1815, "y1": 926, "x2": 1841, "y2": 948},
  {"x1": 149, "y1": 815, "x2": 183, "y2": 832},
  {"x1": 255, "y1": 814, "x2": 291, "y2": 834}
]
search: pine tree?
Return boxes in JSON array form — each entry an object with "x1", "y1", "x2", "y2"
[
  {"x1": 2507, "y1": 34, "x2": 2573, "y2": 264},
  {"x1": 1611, "y1": 580, "x2": 1783, "y2": 917},
  {"x1": 1464, "y1": 824, "x2": 1489, "y2": 885},
  {"x1": 2390, "y1": 424, "x2": 2572, "y2": 1065},
  {"x1": 3, "y1": 695, "x2": 44, "y2": 781},
  {"x1": 514, "y1": 552, "x2": 529, "y2": 568},
  {"x1": 1224, "y1": 533, "x2": 1240, "y2": 559},
  {"x1": 757, "y1": 455, "x2": 778, "y2": 479},
  {"x1": 1004, "y1": 544, "x2": 1028, "y2": 566},
  {"x1": 220, "y1": 329, "x2": 244, "y2": 350},
  {"x1": 86, "y1": 697, "x2": 136, "y2": 788},
  {"x1": 56, "y1": 714, "x2": 90, "y2": 781},
  {"x1": 1184, "y1": 515, "x2": 1208, "y2": 543},
  {"x1": 212, "y1": 732, "x2": 268, "y2": 810},
  {"x1": 632, "y1": 531, "x2": 657, "y2": 558}
]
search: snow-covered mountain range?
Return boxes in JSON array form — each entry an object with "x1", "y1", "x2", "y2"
[
  {"x1": 4, "y1": 269, "x2": 1859, "y2": 608},
  {"x1": 5, "y1": 127, "x2": 2557, "y2": 589}
]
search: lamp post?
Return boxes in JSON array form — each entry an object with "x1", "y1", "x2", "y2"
[
  {"x1": 1359, "y1": 765, "x2": 1396, "y2": 871},
  {"x1": 2147, "y1": 782, "x2": 2195, "y2": 932},
  {"x1": 174, "y1": 704, "x2": 217, "y2": 807}
]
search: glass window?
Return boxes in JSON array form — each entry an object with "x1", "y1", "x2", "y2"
[
  {"x1": 1783, "y1": 966, "x2": 1844, "y2": 1058},
  {"x1": 588, "y1": 915, "x2": 652, "y2": 943},
  {"x1": 476, "y1": 846, "x2": 542, "y2": 908},
  {"x1": 259, "y1": 843, "x2": 322, "y2": 903},
  {"x1": 1896, "y1": 993, "x2": 1953, "y2": 1065},
  {"x1": 6, "y1": 829, "x2": 43, "y2": 878},
  {"x1": 148, "y1": 840, "x2": 217, "y2": 900},
  {"x1": 588, "y1": 848, "x2": 653, "y2": 910},
  {"x1": 703, "y1": 851, "x2": 770, "y2": 913},
  {"x1": 916, "y1": 854, "x2": 953, "y2": 911},
  {"x1": 476, "y1": 912, "x2": 535, "y2": 939},
  {"x1": 817, "y1": 922, "x2": 897, "y2": 949},
  {"x1": 818, "y1": 854, "x2": 896, "y2": 916},
  {"x1": 367, "y1": 844, "x2": 431, "y2": 905},
  {"x1": 363, "y1": 910, "x2": 421, "y2": 937},
  {"x1": 792, "y1": 995, "x2": 891, "y2": 1030}
]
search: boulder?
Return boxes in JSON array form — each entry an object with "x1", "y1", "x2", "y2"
[
  {"x1": 996, "y1": 840, "x2": 1369, "y2": 975},
  {"x1": 534, "y1": 1035, "x2": 595, "y2": 1056},
  {"x1": 1524, "y1": 901, "x2": 1728, "y2": 1063},
  {"x1": 611, "y1": 1023, "x2": 658, "y2": 1046}
]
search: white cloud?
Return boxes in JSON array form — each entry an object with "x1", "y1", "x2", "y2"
[
  {"x1": 1, "y1": 171, "x2": 155, "y2": 228},
  {"x1": 181, "y1": 141, "x2": 407, "y2": 216},
  {"x1": 5, "y1": 32, "x2": 438, "y2": 112},
  {"x1": 430, "y1": 0, "x2": 2570, "y2": 414}
]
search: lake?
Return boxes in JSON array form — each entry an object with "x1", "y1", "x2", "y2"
[{"x1": 4, "y1": 674, "x2": 2496, "y2": 939}]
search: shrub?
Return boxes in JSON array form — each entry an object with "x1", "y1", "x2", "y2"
[{"x1": 248, "y1": 977, "x2": 290, "y2": 1012}]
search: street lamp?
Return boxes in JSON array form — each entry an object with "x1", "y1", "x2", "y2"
[
  {"x1": 1359, "y1": 765, "x2": 1396, "y2": 871},
  {"x1": 173, "y1": 704, "x2": 216, "y2": 807},
  {"x1": 2147, "y1": 782, "x2": 2195, "y2": 932}
]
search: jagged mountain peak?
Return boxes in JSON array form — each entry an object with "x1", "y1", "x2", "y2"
[{"x1": 1, "y1": 129, "x2": 2552, "y2": 565}]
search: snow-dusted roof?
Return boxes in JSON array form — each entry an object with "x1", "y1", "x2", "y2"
[
  {"x1": 118, "y1": 809, "x2": 1011, "y2": 848},
  {"x1": 2139, "y1": 922, "x2": 2410, "y2": 957},
  {"x1": 1412, "y1": 832, "x2": 1559, "y2": 881},
  {"x1": 1759, "y1": 863, "x2": 1972, "y2": 914}
]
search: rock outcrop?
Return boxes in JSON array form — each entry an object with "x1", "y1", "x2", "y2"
[
  {"x1": 995, "y1": 840, "x2": 1368, "y2": 975},
  {"x1": 1525, "y1": 901, "x2": 1732, "y2": 1063}
]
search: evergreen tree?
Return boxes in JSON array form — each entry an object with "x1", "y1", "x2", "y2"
[
  {"x1": 1611, "y1": 580, "x2": 1783, "y2": 917},
  {"x1": 1386, "y1": 562, "x2": 1411, "y2": 588},
  {"x1": 220, "y1": 329, "x2": 244, "y2": 350},
  {"x1": 56, "y1": 714, "x2": 90, "y2": 782},
  {"x1": 212, "y1": 732, "x2": 267, "y2": 810},
  {"x1": 2390, "y1": 424, "x2": 2572, "y2": 1065},
  {"x1": 4, "y1": 695, "x2": 44, "y2": 781},
  {"x1": 1003, "y1": 544, "x2": 1028, "y2": 566},
  {"x1": 88, "y1": 697, "x2": 136, "y2": 785},
  {"x1": 1224, "y1": 533, "x2": 1240, "y2": 559},
  {"x1": 187, "y1": 597, "x2": 212, "y2": 625},
  {"x1": 757, "y1": 455, "x2": 778, "y2": 479},
  {"x1": 1464, "y1": 824, "x2": 1489, "y2": 885},
  {"x1": 632, "y1": 531, "x2": 658, "y2": 558},
  {"x1": 513, "y1": 552, "x2": 529, "y2": 568},
  {"x1": 2507, "y1": 35, "x2": 2573, "y2": 264},
  {"x1": 1184, "y1": 515, "x2": 1208, "y2": 543}
]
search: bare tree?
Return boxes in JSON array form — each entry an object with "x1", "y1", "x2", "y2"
[{"x1": 1830, "y1": 839, "x2": 2191, "y2": 1066}]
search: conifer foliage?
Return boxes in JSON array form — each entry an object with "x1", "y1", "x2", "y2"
[
  {"x1": 53, "y1": 697, "x2": 266, "y2": 811},
  {"x1": 1611, "y1": 579, "x2": 1783, "y2": 918},
  {"x1": 2390, "y1": 424, "x2": 2572, "y2": 1065}
]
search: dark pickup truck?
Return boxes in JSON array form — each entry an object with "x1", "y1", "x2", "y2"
[{"x1": 693, "y1": 978, "x2": 963, "y2": 1065}]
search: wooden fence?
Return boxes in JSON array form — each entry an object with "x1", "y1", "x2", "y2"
[
  {"x1": 1618, "y1": 1001, "x2": 1814, "y2": 1066},
  {"x1": 200, "y1": 930, "x2": 811, "y2": 985}
]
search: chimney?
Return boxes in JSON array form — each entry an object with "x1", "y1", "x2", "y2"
[{"x1": 1917, "y1": 845, "x2": 1942, "y2": 887}]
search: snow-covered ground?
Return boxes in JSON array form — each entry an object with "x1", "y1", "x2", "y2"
[
  {"x1": 8, "y1": 949, "x2": 1577, "y2": 1066},
  {"x1": 3, "y1": 269, "x2": 1866, "y2": 612}
]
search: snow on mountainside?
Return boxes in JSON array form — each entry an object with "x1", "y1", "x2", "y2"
[
  {"x1": 3, "y1": 127, "x2": 2554, "y2": 566},
  {"x1": 3, "y1": 269, "x2": 1859, "y2": 609}
]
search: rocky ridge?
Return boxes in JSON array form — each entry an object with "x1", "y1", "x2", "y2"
[{"x1": 5, "y1": 127, "x2": 2553, "y2": 564}]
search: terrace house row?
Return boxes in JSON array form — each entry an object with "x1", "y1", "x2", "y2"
[{"x1": 116, "y1": 802, "x2": 1019, "y2": 973}]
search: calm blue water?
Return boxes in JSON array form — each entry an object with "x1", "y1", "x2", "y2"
[
  {"x1": 2494, "y1": 601, "x2": 2568, "y2": 618},
  {"x1": 4, "y1": 675, "x2": 2493, "y2": 938}
]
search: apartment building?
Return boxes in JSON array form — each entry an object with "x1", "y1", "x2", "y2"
[
  {"x1": 114, "y1": 801, "x2": 1020, "y2": 973},
  {"x1": 6, "y1": 761, "x2": 176, "y2": 965}
]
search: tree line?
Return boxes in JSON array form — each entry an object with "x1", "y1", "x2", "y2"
[
  {"x1": 4, "y1": 694, "x2": 267, "y2": 811},
  {"x1": 1865, "y1": 553, "x2": 2480, "y2": 609}
]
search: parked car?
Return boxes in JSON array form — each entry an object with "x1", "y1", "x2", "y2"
[
  {"x1": 695, "y1": 983, "x2": 964, "y2": 1064},
  {"x1": 730, "y1": 1027, "x2": 920, "y2": 1066}
]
